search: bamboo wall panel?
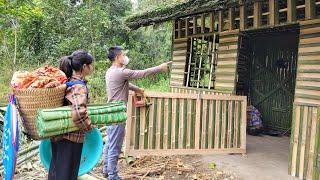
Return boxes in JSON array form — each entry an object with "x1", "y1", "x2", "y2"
[
  {"x1": 295, "y1": 19, "x2": 320, "y2": 106},
  {"x1": 214, "y1": 31, "x2": 240, "y2": 93},
  {"x1": 170, "y1": 38, "x2": 188, "y2": 86},
  {"x1": 289, "y1": 105, "x2": 320, "y2": 179},
  {"x1": 125, "y1": 92, "x2": 247, "y2": 156}
]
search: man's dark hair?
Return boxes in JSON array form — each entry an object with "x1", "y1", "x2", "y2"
[{"x1": 107, "y1": 46, "x2": 124, "y2": 61}]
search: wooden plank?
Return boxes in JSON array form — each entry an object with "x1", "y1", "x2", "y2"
[
  {"x1": 139, "y1": 107, "x2": 146, "y2": 150},
  {"x1": 202, "y1": 100, "x2": 208, "y2": 149},
  {"x1": 269, "y1": 0, "x2": 279, "y2": 25},
  {"x1": 219, "y1": 36, "x2": 238, "y2": 44},
  {"x1": 163, "y1": 98, "x2": 169, "y2": 149},
  {"x1": 186, "y1": 99, "x2": 192, "y2": 149},
  {"x1": 148, "y1": 98, "x2": 155, "y2": 149},
  {"x1": 173, "y1": 42, "x2": 188, "y2": 49},
  {"x1": 306, "y1": 107, "x2": 318, "y2": 179},
  {"x1": 208, "y1": 100, "x2": 213, "y2": 149},
  {"x1": 125, "y1": 95, "x2": 134, "y2": 154},
  {"x1": 299, "y1": 106, "x2": 309, "y2": 178},
  {"x1": 254, "y1": 1, "x2": 262, "y2": 28},
  {"x1": 300, "y1": 37, "x2": 320, "y2": 45},
  {"x1": 171, "y1": 98, "x2": 177, "y2": 149},
  {"x1": 185, "y1": 18, "x2": 188, "y2": 37},
  {"x1": 195, "y1": 95, "x2": 201, "y2": 149},
  {"x1": 239, "y1": 4, "x2": 247, "y2": 30},
  {"x1": 156, "y1": 98, "x2": 162, "y2": 149},
  {"x1": 291, "y1": 106, "x2": 301, "y2": 176},
  {"x1": 300, "y1": 26, "x2": 320, "y2": 35},
  {"x1": 287, "y1": 0, "x2": 296, "y2": 22},
  {"x1": 305, "y1": 0, "x2": 316, "y2": 20},
  {"x1": 179, "y1": 98, "x2": 185, "y2": 149},
  {"x1": 229, "y1": 8, "x2": 235, "y2": 31}
]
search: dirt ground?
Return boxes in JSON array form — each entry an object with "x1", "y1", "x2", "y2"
[{"x1": 12, "y1": 155, "x2": 236, "y2": 180}]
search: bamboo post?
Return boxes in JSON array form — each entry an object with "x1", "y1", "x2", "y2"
[
  {"x1": 186, "y1": 38, "x2": 193, "y2": 86},
  {"x1": 229, "y1": 8, "x2": 235, "y2": 31},
  {"x1": 240, "y1": 99, "x2": 247, "y2": 152},
  {"x1": 193, "y1": 16, "x2": 197, "y2": 34},
  {"x1": 254, "y1": 1, "x2": 262, "y2": 28},
  {"x1": 125, "y1": 94, "x2": 133, "y2": 153},
  {"x1": 287, "y1": 0, "x2": 296, "y2": 22},
  {"x1": 299, "y1": 107, "x2": 309, "y2": 179},
  {"x1": 305, "y1": 0, "x2": 316, "y2": 20},
  {"x1": 201, "y1": 14, "x2": 205, "y2": 33},
  {"x1": 178, "y1": 19, "x2": 181, "y2": 38},
  {"x1": 269, "y1": 0, "x2": 279, "y2": 25},
  {"x1": 196, "y1": 36, "x2": 205, "y2": 88},
  {"x1": 210, "y1": 12, "x2": 215, "y2": 32},
  {"x1": 218, "y1": 11, "x2": 223, "y2": 32},
  {"x1": 306, "y1": 107, "x2": 318, "y2": 179},
  {"x1": 239, "y1": 4, "x2": 247, "y2": 30}
]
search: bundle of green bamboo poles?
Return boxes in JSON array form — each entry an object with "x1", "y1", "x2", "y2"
[{"x1": 36, "y1": 102, "x2": 127, "y2": 138}]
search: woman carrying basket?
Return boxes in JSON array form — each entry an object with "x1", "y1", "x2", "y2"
[{"x1": 48, "y1": 50, "x2": 94, "y2": 180}]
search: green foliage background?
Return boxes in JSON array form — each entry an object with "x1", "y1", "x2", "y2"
[{"x1": 0, "y1": 0, "x2": 179, "y2": 104}]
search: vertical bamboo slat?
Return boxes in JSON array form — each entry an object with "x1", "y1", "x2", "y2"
[
  {"x1": 287, "y1": 0, "x2": 296, "y2": 22},
  {"x1": 148, "y1": 98, "x2": 155, "y2": 149},
  {"x1": 292, "y1": 106, "x2": 302, "y2": 176},
  {"x1": 221, "y1": 101, "x2": 227, "y2": 149},
  {"x1": 269, "y1": 0, "x2": 279, "y2": 25},
  {"x1": 215, "y1": 100, "x2": 221, "y2": 149},
  {"x1": 208, "y1": 100, "x2": 214, "y2": 148},
  {"x1": 156, "y1": 98, "x2": 162, "y2": 149},
  {"x1": 125, "y1": 94, "x2": 134, "y2": 152},
  {"x1": 179, "y1": 98, "x2": 185, "y2": 149},
  {"x1": 299, "y1": 107, "x2": 309, "y2": 178},
  {"x1": 164, "y1": 98, "x2": 169, "y2": 149},
  {"x1": 171, "y1": 98, "x2": 177, "y2": 149},
  {"x1": 187, "y1": 99, "x2": 192, "y2": 148},
  {"x1": 202, "y1": 100, "x2": 208, "y2": 149},
  {"x1": 254, "y1": 1, "x2": 262, "y2": 28},
  {"x1": 195, "y1": 96, "x2": 201, "y2": 149},
  {"x1": 139, "y1": 107, "x2": 146, "y2": 149},
  {"x1": 239, "y1": 4, "x2": 247, "y2": 30},
  {"x1": 305, "y1": 0, "x2": 316, "y2": 20}
]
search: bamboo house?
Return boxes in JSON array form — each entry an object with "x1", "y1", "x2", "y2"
[{"x1": 125, "y1": 0, "x2": 320, "y2": 179}]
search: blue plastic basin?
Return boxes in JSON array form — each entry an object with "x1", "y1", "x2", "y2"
[{"x1": 39, "y1": 128, "x2": 103, "y2": 176}]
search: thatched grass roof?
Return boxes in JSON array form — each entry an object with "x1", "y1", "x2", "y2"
[{"x1": 125, "y1": 0, "x2": 240, "y2": 29}]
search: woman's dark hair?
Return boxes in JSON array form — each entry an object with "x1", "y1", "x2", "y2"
[{"x1": 59, "y1": 50, "x2": 94, "y2": 79}]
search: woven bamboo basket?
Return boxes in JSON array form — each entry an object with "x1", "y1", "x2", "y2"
[{"x1": 13, "y1": 84, "x2": 66, "y2": 140}]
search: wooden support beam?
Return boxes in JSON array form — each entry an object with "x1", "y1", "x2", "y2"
[
  {"x1": 269, "y1": 0, "x2": 279, "y2": 25},
  {"x1": 193, "y1": 16, "x2": 197, "y2": 34},
  {"x1": 229, "y1": 8, "x2": 235, "y2": 31},
  {"x1": 201, "y1": 14, "x2": 205, "y2": 33},
  {"x1": 305, "y1": 0, "x2": 316, "y2": 19},
  {"x1": 178, "y1": 19, "x2": 181, "y2": 38},
  {"x1": 218, "y1": 11, "x2": 223, "y2": 32},
  {"x1": 287, "y1": 0, "x2": 296, "y2": 22},
  {"x1": 254, "y1": 1, "x2": 262, "y2": 28},
  {"x1": 210, "y1": 12, "x2": 215, "y2": 32},
  {"x1": 185, "y1": 18, "x2": 188, "y2": 37},
  {"x1": 239, "y1": 5, "x2": 247, "y2": 30}
]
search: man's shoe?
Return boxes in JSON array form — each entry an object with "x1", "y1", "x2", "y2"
[{"x1": 103, "y1": 173, "x2": 108, "y2": 178}]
